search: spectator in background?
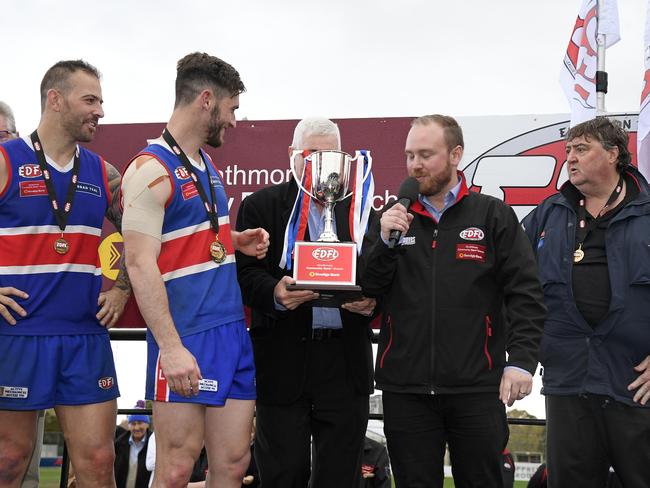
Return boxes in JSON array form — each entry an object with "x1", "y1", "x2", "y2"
[
  {"x1": 0, "y1": 101, "x2": 18, "y2": 142},
  {"x1": 114, "y1": 401, "x2": 152, "y2": 488},
  {"x1": 359, "y1": 437, "x2": 391, "y2": 488}
]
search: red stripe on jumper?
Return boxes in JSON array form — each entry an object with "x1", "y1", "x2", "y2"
[
  {"x1": 157, "y1": 225, "x2": 233, "y2": 274},
  {"x1": 0, "y1": 233, "x2": 100, "y2": 266}
]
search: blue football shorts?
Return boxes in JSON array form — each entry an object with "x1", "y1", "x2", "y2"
[
  {"x1": 0, "y1": 333, "x2": 120, "y2": 410},
  {"x1": 146, "y1": 319, "x2": 256, "y2": 406}
]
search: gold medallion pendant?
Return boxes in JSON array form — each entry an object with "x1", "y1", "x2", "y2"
[
  {"x1": 210, "y1": 240, "x2": 227, "y2": 263},
  {"x1": 54, "y1": 237, "x2": 70, "y2": 255},
  {"x1": 573, "y1": 247, "x2": 584, "y2": 263}
]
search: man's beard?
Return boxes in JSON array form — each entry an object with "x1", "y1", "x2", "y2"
[
  {"x1": 206, "y1": 105, "x2": 224, "y2": 148},
  {"x1": 61, "y1": 105, "x2": 96, "y2": 143},
  {"x1": 412, "y1": 158, "x2": 454, "y2": 197}
]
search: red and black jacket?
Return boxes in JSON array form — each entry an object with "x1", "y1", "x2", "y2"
[{"x1": 360, "y1": 174, "x2": 546, "y2": 395}]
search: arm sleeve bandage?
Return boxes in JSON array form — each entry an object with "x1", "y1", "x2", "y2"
[{"x1": 121, "y1": 159, "x2": 169, "y2": 240}]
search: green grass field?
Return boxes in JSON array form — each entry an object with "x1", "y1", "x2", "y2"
[{"x1": 39, "y1": 467, "x2": 61, "y2": 488}]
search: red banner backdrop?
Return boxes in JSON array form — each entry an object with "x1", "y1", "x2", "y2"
[
  {"x1": 87, "y1": 114, "x2": 640, "y2": 327},
  {"x1": 87, "y1": 118, "x2": 412, "y2": 326}
]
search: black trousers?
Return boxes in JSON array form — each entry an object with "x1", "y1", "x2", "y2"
[
  {"x1": 254, "y1": 338, "x2": 369, "y2": 488},
  {"x1": 383, "y1": 391, "x2": 508, "y2": 488},
  {"x1": 546, "y1": 394, "x2": 650, "y2": 488}
]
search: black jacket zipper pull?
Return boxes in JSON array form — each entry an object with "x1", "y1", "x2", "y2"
[{"x1": 432, "y1": 228, "x2": 438, "y2": 249}]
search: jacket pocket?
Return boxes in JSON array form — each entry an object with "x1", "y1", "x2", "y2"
[
  {"x1": 535, "y1": 227, "x2": 567, "y2": 287},
  {"x1": 435, "y1": 307, "x2": 501, "y2": 387}
]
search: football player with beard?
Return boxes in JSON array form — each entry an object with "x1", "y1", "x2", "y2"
[
  {"x1": 121, "y1": 53, "x2": 268, "y2": 488},
  {"x1": 0, "y1": 60, "x2": 130, "y2": 487}
]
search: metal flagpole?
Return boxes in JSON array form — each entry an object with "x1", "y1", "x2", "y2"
[{"x1": 596, "y1": 0, "x2": 608, "y2": 115}]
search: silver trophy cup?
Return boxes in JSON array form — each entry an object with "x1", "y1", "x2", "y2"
[{"x1": 290, "y1": 150, "x2": 371, "y2": 242}]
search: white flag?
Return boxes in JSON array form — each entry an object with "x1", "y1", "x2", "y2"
[
  {"x1": 560, "y1": 0, "x2": 621, "y2": 127},
  {"x1": 638, "y1": 2, "x2": 650, "y2": 180}
]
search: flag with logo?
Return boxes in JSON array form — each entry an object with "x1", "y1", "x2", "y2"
[
  {"x1": 560, "y1": 0, "x2": 621, "y2": 127},
  {"x1": 638, "y1": 0, "x2": 650, "y2": 180}
]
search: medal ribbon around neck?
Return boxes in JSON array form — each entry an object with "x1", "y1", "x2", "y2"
[
  {"x1": 161, "y1": 128, "x2": 226, "y2": 264},
  {"x1": 573, "y1": 174, "x2": 623, "y2": 263},
  {"x1": 30, "y1": 130, "x2": 80, "y2": 255}
]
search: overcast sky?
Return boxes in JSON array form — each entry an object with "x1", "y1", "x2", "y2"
[
  {"x1": 2, "y1": 0, "x2": 647, "y2": 131},
  {"x1": 3, "y1": 0, "x2": 648, "y2": 420}
]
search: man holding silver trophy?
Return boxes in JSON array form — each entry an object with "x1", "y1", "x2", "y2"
[{"x1": 236, "y1": 117, "x2": 376, "y2": 488}]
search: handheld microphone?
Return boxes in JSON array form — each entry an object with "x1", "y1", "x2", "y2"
[{"x1": 388, "y1": 177, "x2": 420, "y2": 248}]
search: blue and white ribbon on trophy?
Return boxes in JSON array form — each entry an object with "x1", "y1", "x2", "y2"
[{"x1": 349, "y1": 150, "x2": 374, "y2": 255}]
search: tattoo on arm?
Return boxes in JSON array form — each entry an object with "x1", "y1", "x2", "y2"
[
  {"x1": 104, "y1": 161, "x2": 132, "y2": 295},
  {"x1": 105, "y1": 162, "x2": 123, "y2": 230},
  {"x1": 114, "y1": 251, "x2": 132, "y2": 295}
]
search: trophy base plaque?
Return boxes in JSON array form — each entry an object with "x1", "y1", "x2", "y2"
[
  {"x1": 288, "y1": 241, "x2": 362, "y2": 308},
  {"x1": 286, "y1": 283, "x2": 363, "y2": 308}
]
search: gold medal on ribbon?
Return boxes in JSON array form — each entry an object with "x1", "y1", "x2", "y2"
[
  {"x1": 210, "y1": 237, "x2": 227, "y2": 264},
  {"x1": 573, "y1": 246, "x2": 584, "y2": 263},
  {"x1": 54, "y1": 236, "x2": 70, "y2": 255}
]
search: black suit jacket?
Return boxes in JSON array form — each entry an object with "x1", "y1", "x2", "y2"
[
  {"x1": 114, "y1": 427, "x2": 151, "y2": 488},
  {"x1": 236, "y1": 181, "x2": 374, "y2": 404}
]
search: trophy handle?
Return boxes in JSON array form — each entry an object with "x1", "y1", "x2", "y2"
[
  {"x1": 289, "y1": 150, "x2": 317, "y2": 199},
  {"x1": 342, "y1": 151, "x2": 373, "y2": 199}
]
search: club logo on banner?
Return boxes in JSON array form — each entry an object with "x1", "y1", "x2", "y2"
[{"x1": 463, "y1": 115, "x2": 638, "y2": 221}]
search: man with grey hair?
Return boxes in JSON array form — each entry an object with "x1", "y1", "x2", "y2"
[
  {"x1": 236, "y1": 117, "x2": 376, "y2": 487},
  {"x1": 0, "y1": 101, "x2": 18, "y2": 142}
]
